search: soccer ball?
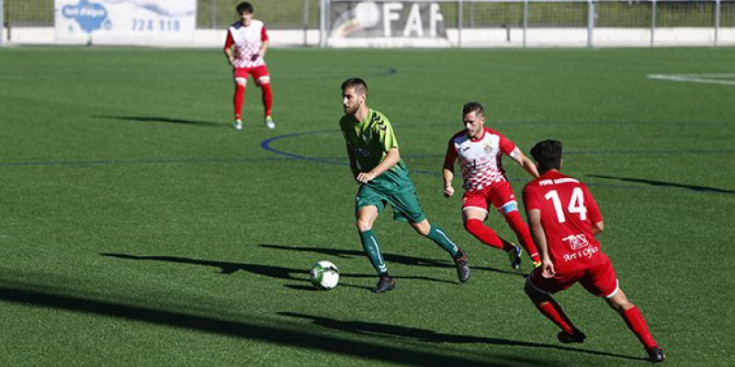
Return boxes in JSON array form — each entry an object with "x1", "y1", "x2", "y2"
[{"x1": 309, "y1": 261, "x2": 339, "y2": 290}]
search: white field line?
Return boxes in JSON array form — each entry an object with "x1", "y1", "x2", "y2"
[{"x1": 648, "y1": 74, "x2": 735, "y2": 86}]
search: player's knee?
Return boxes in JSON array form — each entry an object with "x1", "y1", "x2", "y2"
[
  {"x1": 412, "y1": 221, "x2": 431, "y2": 236},
  {"x1": 500, "y1": 201, "x2": 518, "y2": 215},
  {"x1": 355, "y1": 218, "x2": 372, "y2": 232},
  {"x1": 257, "y1": 76, "x2": 270, "y2": 86},
  {"x1": 606, "y1": 289, "x2": 634, "y2": 313},
  {"x1": 524, "y1": 279, "x2": 545, "y2": 301},
  {"x1": 234, "y1": 77, "x2": 247, "y2": 86}
]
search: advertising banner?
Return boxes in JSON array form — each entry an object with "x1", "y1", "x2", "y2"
[
  {"x1": 329, "y1": 1, "x2": 450, "y2": 47},
  {"x1": 55, "y1": 0, "x2": 196, "y2": 45}
]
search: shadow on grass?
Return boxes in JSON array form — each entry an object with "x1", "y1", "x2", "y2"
[
  {"x1": 100, "y1": 253, "x2": 454, "y2": 290},
  {"x1": 260, "y1": 244, "x2": 525, "y2": 277},
  {"x1": 0, "y1": 286, "x2": 551, "y2": 367},
  {"x1": 96, "y1": 115, "x2": 225, "y2": 128},
  {"x1": 587, "y1": 174, "x2": 735, "y2": 195},
  {"x1": 280, "y1": 312, "x2": 646, "y2": 362}
]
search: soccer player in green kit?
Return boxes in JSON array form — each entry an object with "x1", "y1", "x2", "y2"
[{"x1": 339, "y1": 77, "x2": 470, "y2": 293}]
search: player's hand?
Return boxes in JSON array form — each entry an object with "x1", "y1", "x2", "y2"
[
  {"x1": 443, "y1": 185, "x2": 454, "y2": 198},
  {"x1": 541, "y1": 260, "x2": 555, "y2": 279},
  {"x1": 250, "y1": 53, "x2": 260, "y2": 61},
  {"x1": 356, "y1": 172, "x2": 376, "y2": 184}
]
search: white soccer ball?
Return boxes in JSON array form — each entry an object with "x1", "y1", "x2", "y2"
[{"x1": 309, "y1": 260, "x2": 339, "y2": 290}]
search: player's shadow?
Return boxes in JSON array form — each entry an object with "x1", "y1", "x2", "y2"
[
  {"x1": 96, "y1": 115, "x2": 225, "y2": 128},
  {"x1": 100, "y1": 253, "x2": 452, "y2": 290},
  {"x1": 0, "y1": 286, "x2": 547, "y2": 367},
  {"x1": 587, "y1": 174, "x2": 735, "y2": 195},
  {"x1": 260, "y1": 244, "x2": 524, "y2": 277},
  {"x1": 280, "y1": 312, "x2": 646, "y2": 362}
]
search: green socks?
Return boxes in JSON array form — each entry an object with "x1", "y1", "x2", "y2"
[
  {"x1": 360, "y1": 225, "x2": 458, "y2": 276},
  {"x1": 359, "y1": 229, "x2": 388, "y2": 275},
  {"x1": 427, "y1": 224, "x2": 460, "y2": 258}
]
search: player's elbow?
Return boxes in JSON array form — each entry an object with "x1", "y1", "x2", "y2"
[{"x1": 593, "y1": 221, "x2": 604, "y2": 234}]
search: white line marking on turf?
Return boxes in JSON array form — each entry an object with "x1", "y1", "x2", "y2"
[{"x1": 648, "y1": 73, "x2": 735, "y2": 86}]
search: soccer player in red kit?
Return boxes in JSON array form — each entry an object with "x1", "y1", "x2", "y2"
[
  {"x1": 224, "y1": 2, "x2": 275, "y2": 130},
  {"x1": 443, "y1": 102, "x2": 541, "y2": 269},
  {"x1": 522, "y1": 139, "x2": 664, "y2": 363}
]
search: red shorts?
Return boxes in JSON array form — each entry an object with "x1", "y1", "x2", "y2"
[
  {"x1": 462, "y1": 180, "x2": 518, "y2": 213},
  {"x1": 234, "y1": 65, "x2": 270, "y2": 85},
  {"x1": 528, "y1": 256, "x2": 619, "y2": 298}
]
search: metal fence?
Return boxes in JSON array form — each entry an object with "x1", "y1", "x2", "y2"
[
  {"x1": 323, "y1": 0, "x2": 735, "y2": 47},
  {"x1": 2, "y1": 0, "x2": 734, "y2": 46},
  {"x1": 2, "y1": 0, "x2": 321, "y2": 28}
]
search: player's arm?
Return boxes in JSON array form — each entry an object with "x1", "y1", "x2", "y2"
[
  {"x1": 356, "y1": 148, "x2": 400, "y2": 184},
  {"x1": 499, "y1": 135, "x2": 539, "y2": 179},
  {"x1": 527, "y1": 208, "x2": 555, "y2": 278},
  {"x1": 510, "y1": 150, "x2": 540, "y2": 178},
  {"x1": 442, "y1": 140, "x2": 458, "y2": 198},
  {"x1": 254, "y1": 26, "x2": 269, "y2": 60},
  {"x1": 345, "y1": 143, "x2": 359, "y2": 179},
  {"x1": 592, "y1": 221, "x2": 604, "y2": 235},
  {"x1": 259, "y1": 40, "x2": 269, "y2": 59},
  {"x1": 224, "y1": 32, "x2": 235, "y2": 65},
  {"x1": 583, "y1": 183, "x2": 604, "y2": 235}
]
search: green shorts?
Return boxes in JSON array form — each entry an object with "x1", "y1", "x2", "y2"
[{"x1": 355, "y1": 183, "x2": 427, "y2": 223}]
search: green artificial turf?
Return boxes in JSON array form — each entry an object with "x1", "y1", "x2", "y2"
[{"x1": 0, "y1": 46, "x2": 733, "y2": 366}]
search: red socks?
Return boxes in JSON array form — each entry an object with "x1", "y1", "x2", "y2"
[
  {"x1": 234, "y1": 83, "x2": 273, "y2": 120},
  {"x1": 537, "y1": 300, "x2": 575, "y2": 334},
  {"x1": 234, "y1": 84, "x2": 245, "y2": 120},
  {"x1": 504, "y1": 211, "x2": 541, "y2": 263},
  {"x1": 261, "y1": 83, "x2": 273, "y2": 117},
  {"x1": 464, "y1": 219, "x2": 513, "y2": 251},
  {"x1": 622, "y1": 306, "x2": 658, "y2": 349}
]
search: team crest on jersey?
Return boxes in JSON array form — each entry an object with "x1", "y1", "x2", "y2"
[
  {"x1": 483, "y1": 143, "x2": 492, "y2": 153},
  {"x1": 361, "y1": 131, "x2": 371, "y2": 143}
]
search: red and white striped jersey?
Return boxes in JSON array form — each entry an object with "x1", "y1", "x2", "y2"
[
  {"x1": 444, "y1": 128, "x2": 520, "y2": 191},
  {"x1": 224, "y1": 20, "x2": 269, "y2": 68}
]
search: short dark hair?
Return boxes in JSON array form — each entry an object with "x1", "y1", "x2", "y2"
[
  {"x1": 462, "y1": 102, "x2": 484, "y2": 117},
  {"x1": 530, "y1": 139, "x2": 563, "y2": 173},
  {"x1": 237, "y1": 2, "x2": 254, "y2": 14},
  {"x1": 341, "y1": 77, "x2": 368, "y2": 96}
]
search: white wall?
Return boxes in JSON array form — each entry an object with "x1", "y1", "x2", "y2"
[{"x1": 3, "y1": 27, "x2": 734, "y2": 48}]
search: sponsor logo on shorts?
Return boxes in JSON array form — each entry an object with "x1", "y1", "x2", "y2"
[{"x1": 562, "y1": 237, "x2": 599, "y2": 262}]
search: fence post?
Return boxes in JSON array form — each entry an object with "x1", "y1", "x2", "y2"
[
  {"x1": 458, "y1": 0, "x2": 463, "y2": 48},
  {"x1": 0, "y1": 0, "x2": 4, "y2": 46},
  {"x1": 319, "y1": 0, "x2": 327, "y2": 48},
  {"x1": 523, "y1": 0, "x2": 528, "y2": 48},
  {"x1": 651, "y1": 0, "x2": 656, "y2": 47},
  {"x1": 210, "y1": 0, "x2": 216, "y2": 29},
  {"x1": 714, "y1": 0, "x2": 720, "y2": 46},
  {"x1": 587, "y1": 0, "x2": 595, "y2": 47},
  {"x1": 303, "y1": 0, "x2": 309, "y2": 46}
]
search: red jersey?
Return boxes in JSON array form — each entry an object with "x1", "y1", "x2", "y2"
[
  {"x1": 444, "y1": 128, "x2": 520, "y2": 191},
  {"x1": 224, "y1": 20, "x2": 269, "y2": 68},
  {"x1": 522, "y1": 170, "x2": 605, "y2": 273}
]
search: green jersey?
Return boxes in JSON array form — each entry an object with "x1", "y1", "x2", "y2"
[{"x1": 340, "y1": 108, "x2": 412, "y2": 192}]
